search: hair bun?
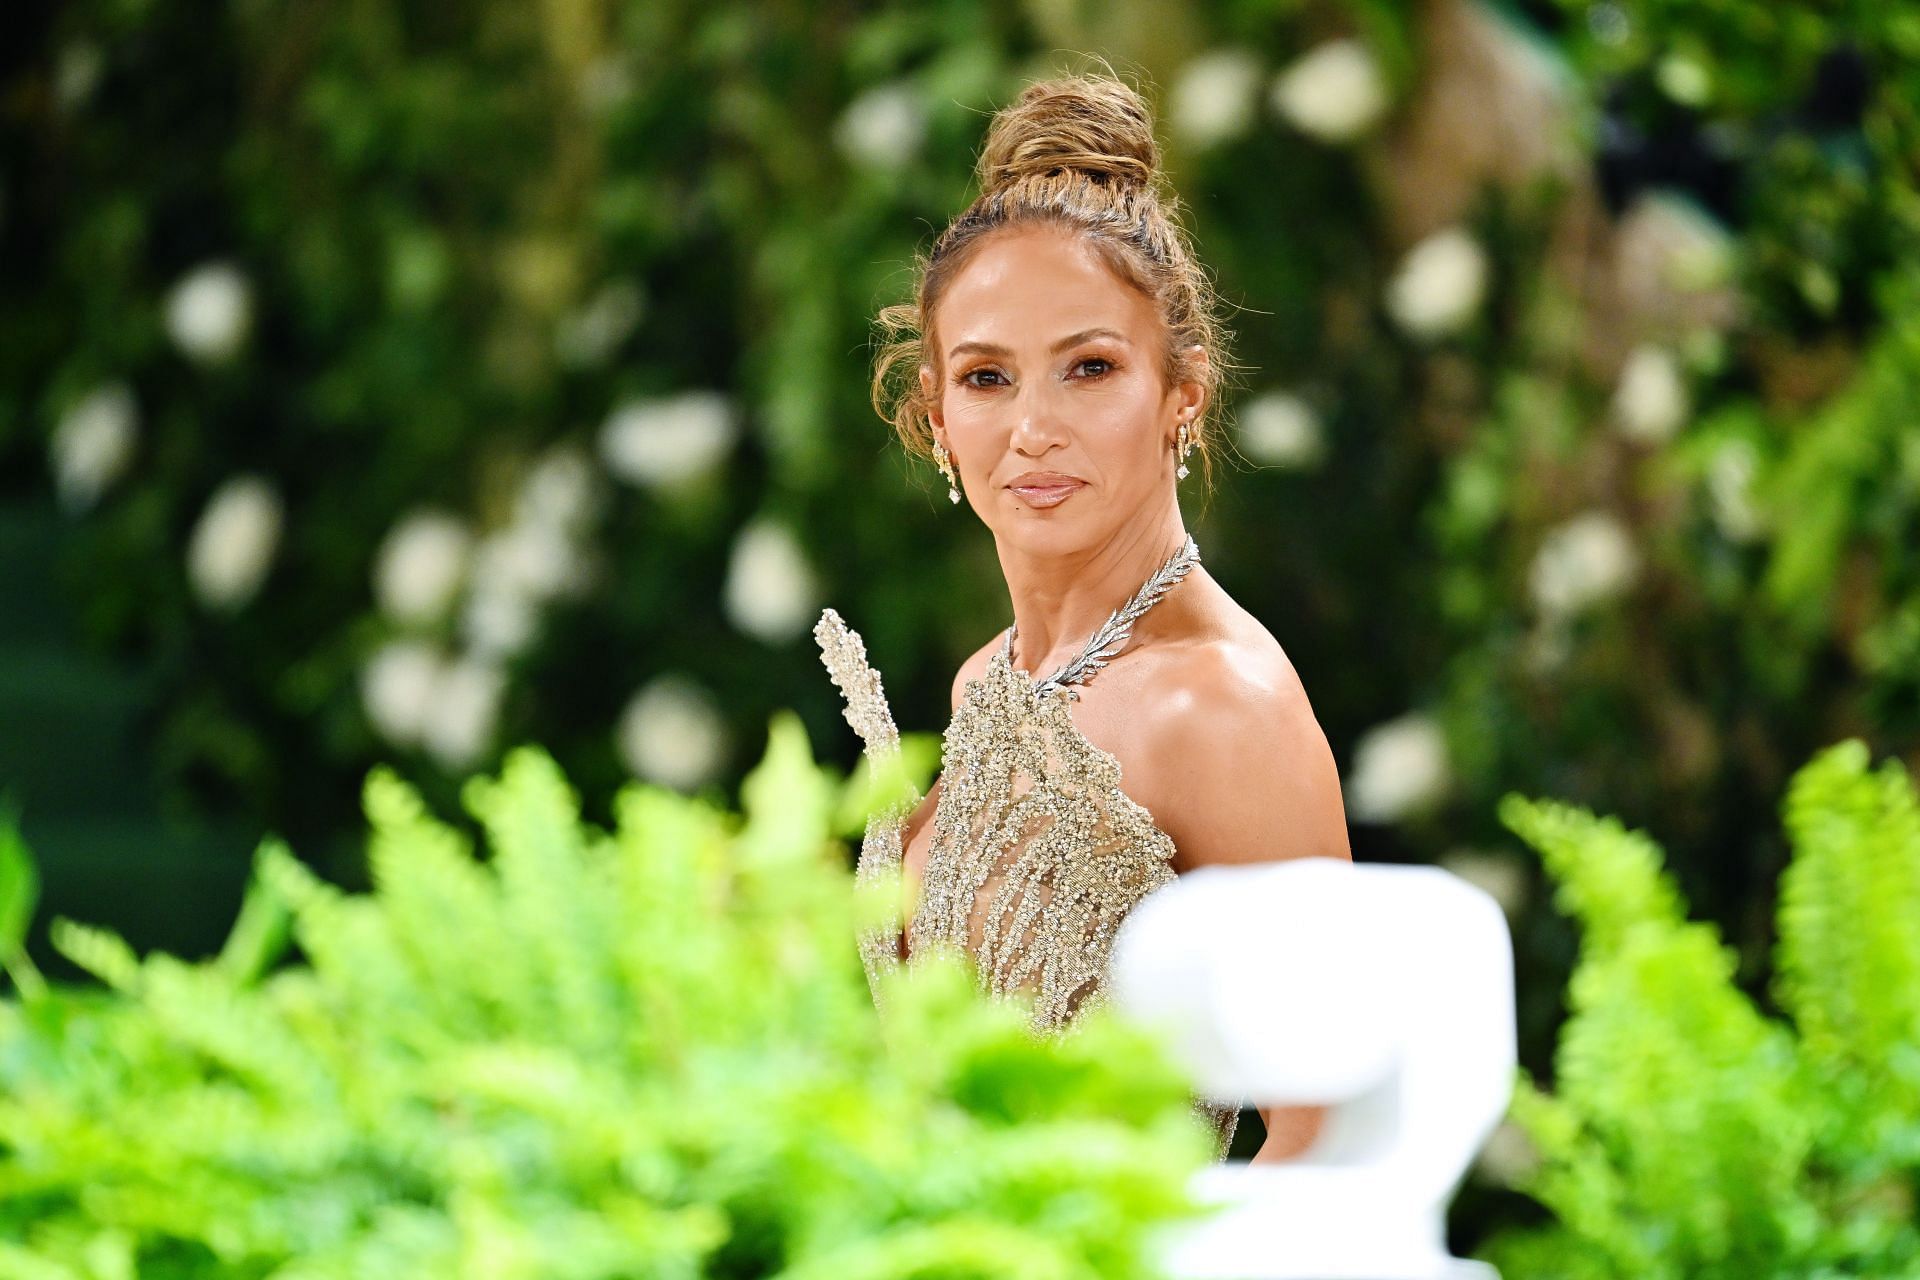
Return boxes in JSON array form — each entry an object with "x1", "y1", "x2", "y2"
[{"x1": 975, "y1": 73, "x2": 1162, "y2": 196}]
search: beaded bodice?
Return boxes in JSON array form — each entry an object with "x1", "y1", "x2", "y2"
[{"x1": 811, "y1": 541, "x2": 1240, "y2": 1159}]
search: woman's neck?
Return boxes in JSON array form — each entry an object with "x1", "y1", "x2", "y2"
[{"x1": 996, "y1": 509, "x2": 1192, "y2": 678}]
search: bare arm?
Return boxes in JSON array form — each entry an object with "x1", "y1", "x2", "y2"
[{"x1": 1142, "y1": 649, "x2": 1352, "y2": 1162}]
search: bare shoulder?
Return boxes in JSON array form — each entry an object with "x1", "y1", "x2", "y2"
[
  {"x1": 1133, "y1": 626, "x2": 1352, "y2": 872},
  {"x1": 951, "y1": 628, "x2": 1006, "y2": 712}
]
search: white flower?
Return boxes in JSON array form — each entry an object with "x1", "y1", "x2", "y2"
[
  {"x1": 599, "y1": 391, "x2": 737, "y2": 489},
  {"x1": 1236, "y1": 391, "x2": 1325, "y2": 469},
  {"x1": 420, "y1": 654, "x2": 506, "y2": 772},
  {"x1": 1612, "y1": 344, "x2": 1689, "y2": 444},
  {"x1": 1271, "y1": 38, "x2": 1390, "y2": 143},
  {"x1": 1169, "y1": 49, "x2": 1264, "y2": 149},
  {"x1": 616, "y1": 674, "x2": 729, "y2": 790},
  {"x1": 515, "y1": 445, "x2": 602, "y2": 536},
  {"x1": 1386, "y1": 226, "x2": 1488, "y2": 339},
  {"x1": 373, "y1": 510, "x2": 471, "y2": 626},
  {"x1": 723, "y1": 516, "x2": 821, "y2": 644},
  {"x1": 49, "y1": 382, "x2": 138, "y2": 512},
  {"x1": 1346, "y1": 712, "x2": 1451, "y2": 824},
  {"x1": 1707, "y1": 438, "x2": 1765, "y2": 543},
  {"x1": 1655, "y1": 53, "x2": 1711, "y2": 107},
  {"x1": 360, "y1": 639, "x2": 443, "y2": 747},
  {"x1": 54, "y1": 42, "x2": 104, "y2": 112},
  {"x1": 164, "y1": 260, "x2": 253, "y2": 365},
  {"x1": 1437, "y1": 847, "x2": 1528, "y2": 916},
  {"x1": 834, "y1": 82, "x2": 928, "y2": 172},
  {"x1": 186, "y1": 474, "x2": 283, "y2": 610},
  {"x1": 1528, "y1": 510, "x2": 1638, "y2": 619},
  {"x1": 555, "y1": 279, "x2": 646, "y2": 367},
  {"x1": 461, "y1": 583, "x2": 542, "y2": 660},
  {"x1": 472, "y1": 520, "x2": 582, "y2": 605}
]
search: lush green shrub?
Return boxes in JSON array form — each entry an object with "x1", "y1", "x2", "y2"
[
  {"x1": 0, "y1": 716, "x2": 1217, "y2": 1276},
  {"x1": 1481, "y1": 738, "x2": 1920, "y2": 1279}
]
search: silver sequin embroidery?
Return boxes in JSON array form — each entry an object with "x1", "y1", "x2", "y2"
[{"x1": 814, "y1": 605, "x2": 1241, "y2": 1160}]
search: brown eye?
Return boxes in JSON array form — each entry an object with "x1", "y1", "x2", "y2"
[
  {"x1": 1076, "y1": 357, "x2": 1113, "y2": 378},
  {"x1": 961, "y1": 368, "x2": 1007, "y2": 388}
]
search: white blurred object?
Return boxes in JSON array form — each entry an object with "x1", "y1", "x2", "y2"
[
  {"x1": 1527, "y1": 510, "x2": 1638, "y2": 619},
  {"x1": 420, "y1": 654, "x2": 506, "y2": 771},
  {"x1": 473, "y1": 519, "x2": 578, "y2": 604},
  {"x1": 516, "y1": 445, "x2": 604, "y2": 536},
  {"x1": 1611, "y1": 344, "x2": 1689, "y2": 444},
  {"x1": 373, "y1": 510, "x2": 472, "y2": 626},
  {"x1": 1110, "y1": 858, "x2": 1516, "y2": 1280},
  {"x1": 1386, "y1": 226, "x2": 1488, "y2": 339},
  {"x1": 1706, "y1": 437, "x2": 1765, "y2": 543},
  {"x1": 617, "y1": 673, "x2": 729, "y2": 790},
  {"x1": 165, "y1": 260, "x2": 253, "y2": 364},
  {"x1": 599, "y1": 390, "x2": 737, "y2": 489},
  {"x1": 50, "y1": 382, "x2": 139, "y2": 512},
  {"x1": 1271, "y1": 39, "x2": 1390, "y2": 144},
  {"x1": 1345, "y1": 712, "x2": 1450, "y2": 823},
  {"x1": 54, "y1": 42, "x2": 105, "y2": 112},
  {"x1": 834, "y1": 82, "x2": 928, "y2": 172},
  {"x1": 1435, "y1": 847, "x2": 1528, "y2": 917},
  {"x1": 1236, "y1": 391, "x2": 1326, "y2": 470},
  {"x1": 1471, "y1": 1117, "x2": 1541, "y2": 1188},
  {"x1": 186, "y1": 474, "x2": 283, "y2": 609},
  {"x1": 1170, "y1": 49, "x2": 1264, "y2": 149},
  {"x1": 556, "y1": 280, "x2": 645, "y2": 367},
  {"x1": 723, "y1": 516, "x2": 822, "y2": 644},
  {"x1": 461, "y1": 580, "x2": 541, "y2": 660},
  {"x1": 360, "y1": 639, "x2": 443, "y2": 747}
]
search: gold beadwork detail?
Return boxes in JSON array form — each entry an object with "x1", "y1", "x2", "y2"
[{"x1": 814, "y1": 606, "x2": 1240, "y2": 1159}]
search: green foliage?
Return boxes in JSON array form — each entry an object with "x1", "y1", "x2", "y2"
[
  {"x1": 0, "y1": 718, "x2": 1217, "y2": 1276},
  {"x1": 0, "y1": 799, "x2": 45, "y2": 1003},
  {"x1": 11, "y1": 8, "x2": 1920, "y2": 1258},
  {"x1": 1481, "y1": 740, "x2": 1920, "y2": 1279}
]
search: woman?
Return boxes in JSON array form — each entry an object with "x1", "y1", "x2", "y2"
[{"x1": 815, "y1": 69, "x2": 1352, "y2": 1164}]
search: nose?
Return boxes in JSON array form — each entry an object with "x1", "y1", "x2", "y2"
[{"x1": 1009, "y1": 383, "x2": 1070, "y2": 456}]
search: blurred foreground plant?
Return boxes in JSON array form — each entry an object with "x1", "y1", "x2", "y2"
[
  {"x1": 1482, "y1": 739, "x2": 1920, "y2": 1279},
  {"x1": 0, "y1": 713, "x2": 1216, "y2": 1277}
]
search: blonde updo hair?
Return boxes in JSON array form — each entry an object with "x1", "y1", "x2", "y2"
[{"x1": 872, "y1": 65, "x2": 1235, "y2": 496}]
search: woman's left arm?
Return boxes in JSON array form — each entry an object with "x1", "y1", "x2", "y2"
[{"x1": 1141, "y1": 648, "x2": 1353, "y2": 1163}]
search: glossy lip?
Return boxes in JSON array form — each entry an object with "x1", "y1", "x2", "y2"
[
  {"x1": 1005, "y1": 471, "x2": 1086, "y2": 490},
  {"x1": 1007, "y1": 474, "x2": 1084, "y2": 509}
]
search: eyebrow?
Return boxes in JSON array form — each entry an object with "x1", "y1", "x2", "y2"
[{"x1": 946, "y1": 327, "x2": 1130, "y2": 361}]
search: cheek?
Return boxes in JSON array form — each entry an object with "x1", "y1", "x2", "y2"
[{"x1": 1085, "y1": 386, "x2": 1167, "y2": 458}]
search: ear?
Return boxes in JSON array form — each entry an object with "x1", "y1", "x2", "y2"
[
  {"x1": 1173, "y1": 344, "x2": 1209, "y2": 433},
  {"x1": 918, "y1": 362, "x2": 945, "y2": 435}
]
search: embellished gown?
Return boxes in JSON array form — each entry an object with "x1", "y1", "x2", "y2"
[{"x1": 813, "y1": 606, "x2": 1241, "y2": 1161}]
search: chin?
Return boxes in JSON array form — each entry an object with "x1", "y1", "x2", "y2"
[{"x1": 993, "y1": 502, "x2": 1097, "y2": 551}]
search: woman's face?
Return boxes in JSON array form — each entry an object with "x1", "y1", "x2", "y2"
[{"x1": 921, "y1": 224, "x2": 1204, "y2": 551}]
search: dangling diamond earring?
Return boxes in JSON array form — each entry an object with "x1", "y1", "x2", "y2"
[
  {"x1": 1175, "y1": 421, "x2": 1193, "y2": 481},
  {"x1": 933, "y1": 440, "x2": 961, "y2": 504}
]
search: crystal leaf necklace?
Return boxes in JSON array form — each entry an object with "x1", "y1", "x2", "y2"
[{"x1": 999, "y1": 534, "x2": 1201, "y2": 703}]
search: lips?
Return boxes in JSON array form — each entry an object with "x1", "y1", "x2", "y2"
[{"x1": 1008, "y1": 479, "x2": 1084, "y2": 508}]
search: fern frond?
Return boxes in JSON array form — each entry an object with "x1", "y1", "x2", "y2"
[
  {"x1": 214, "y1": 835, "x2": 295, "y2": 986},
  {"x1": 1774, "y1": 739, "x2": 1920, "y2": 1097},
  {"x1": 46, "y1": 920, "x2": 141, "y2": 994},
  {"x1": 361, "y1": 767, "x2": 518, "y2": 1040},
  {"x1": 1498, "y1": 785, "x2": 1822, "y2": 1276},
  {"x1": 1497, "y1": 792, "x2": 1685, "y2": 952},
  {"x1": 461, "y1": 747, "x2": 624, "y2": 1058}
]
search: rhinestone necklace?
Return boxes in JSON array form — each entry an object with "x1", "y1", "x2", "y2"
[{"x1": 1000, "y1": 534, "x2": 1201, "y2": 703}]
